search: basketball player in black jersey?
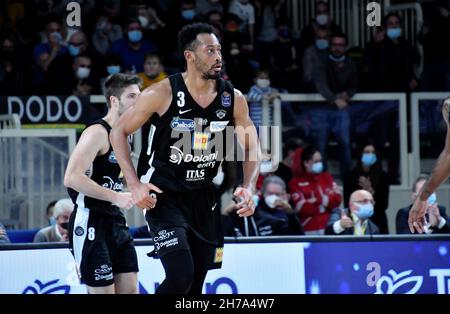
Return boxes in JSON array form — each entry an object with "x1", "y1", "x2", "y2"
[
  {"x1": 410, "y1": 97, "x2": 450, "y2": 233},
  {"x1": 64, "y1": 74, "x2": 157, "y2": 293},
  {"x1": 110, "y1": 23, "x2": 260, "y2": 294}
]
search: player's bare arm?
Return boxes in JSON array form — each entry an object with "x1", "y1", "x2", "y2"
[
  {"x1": 110, "y1": 79, "x2": 171, "y2": 209},
  {"x1": 233, "y1": 88, "x2": 261, "y2": 217},
  {"x1": 409, "y1": 101, "x2": 450, "y2": 233},
  {"x1": 64, "y1": 125, "x2": 133, "y2": 209}
]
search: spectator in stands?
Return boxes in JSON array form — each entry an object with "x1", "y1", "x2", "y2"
[
  {"x1": 34, "y1": 198, "x2": 74, "y2": 242},
  {"x1": 0, "y1": 32, "x2": 26, "y2": 95},
  {"x1": 364, "y1": 12, "x2": 419, "y2": 92},
  {"x1": 344, "y1": 144, "x2": 390, "y2": 234},
  {"x1": 197, "y1": 0, "x2": 224, "y2": 17},
  {"x1": 274, "y1": 138, "x2": 304, "y2": 187},
  {"x1": 302, "y1": 27, "x2": 329, "y2": 92},
  {"x1": 289, "y1": 147, "x2": 342, "y2": 235},
  {"x1": 247, "y1": 70, "x2": 280, "y2": 129},
  {"x1": 92, "y1": 14, "x2": 122, "y2": 56},
  {"x1": 47, "y1": 54, "x2": 99, "y2": 96},
  {"x1": 396, "y1": 174, "x2": 450, "y2": 234},
  {"x1": 46, "y1": 200, "x2": 57, "y2": 226},
  {"x1": 223, "y1": 177, "x2": 303, "y2": 236},
  {"x1": 418, "y1": 1, "x2": 450, "y2": 91},
  {"x1": 297, "y1": 1, "x2": 342, "y2": 61},
  {"x1": 326, "y1": 189, "x2": 379, "y2": 235},
  {"x1": 0, "y1": 222, "x2": 11, "y2": 244},
  {"x1": 137, "y1": 53, "x2": 167, "y2": 90},
  {"x1": 228, "y1": 0, "x2": 256, "y2": 51},
  {"x1": 111, "y1": 18, "x2": 158, "y2": 73},
  {"x1": 311, "y1": 32, "x2": 357, "y2": 176},
  {"x1": 33, "y1": 17, "x2": 67, "y2": 73}
]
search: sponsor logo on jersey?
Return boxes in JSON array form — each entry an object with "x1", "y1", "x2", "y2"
[
  {"x1": 108, "y1": 151, "x2": 118, "y2": 163},
  {"x1": 193, "y1": 132, "x2": 210, "y2": 150},
  {"x1": 197, "y1": 118, "x2": 208, "y2": 126},
  {"x1": 213, "y1": 247, "x2": 224, "y2": 263},
  {"x1": 74, "y1": 226, "x2": 84, "y2": 236},
  {"x1": 186, "y1": 169, "x2": 205, "y2": 181},
  {"x1": 153, "y1": 229, "x2": 176, "y2": 242},
  {"x1": 170, "y1": 117, "x2": 195, "y2": 131},
  {"x1": 94, "y1": 264, "x2": 113, "y2": 281},
  {"x1": 216, "y1": 109, "x2": 227, "y2": 119},
  {"x1": 169, "y1": 146, "x2": 218, "y2": 165},
  {"x1": 221, "y1": 91, "x2": 231, "y2": 107},
  {"x1": 179, "y1": 109, "x2": 192, "y2": 115},
  {"x1": 209, "y1": 121, "x2": 229, "y2": 132},
  {"x1": 102, "y1": 176, "x2": 123, "y2": 191}
]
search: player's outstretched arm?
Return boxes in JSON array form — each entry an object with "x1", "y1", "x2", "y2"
[
  {"x1": 233, "y1": 89, "x2": 261, "y2": 217},
  {"x1": 410, "y1": 100, "x2": 450, "y2": 233}
]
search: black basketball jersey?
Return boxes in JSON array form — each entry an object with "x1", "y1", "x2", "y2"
[
  {"x1": 68, "y1": 119, "x2": 123, "y2": 215},
  {"x1": 137, "y1": 73, "x2": 235, "y2": 192}
]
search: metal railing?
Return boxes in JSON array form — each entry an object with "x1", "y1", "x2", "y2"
[{"x1": 0, "y1": 129, "x2": 76, "y2": 229}]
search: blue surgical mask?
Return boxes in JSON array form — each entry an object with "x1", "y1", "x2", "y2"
[
  {"x1": 329, "y1": 54, "x2": 346, "y2": 62},
  {"x1": 107, "y1": 65, "x2": 121, "y2": 75},
  {"x1": 315, "y1": 39, "x2": 329, "y2": 50},
  {"x1": 128, "y1": 30, "x2": 143, "y2": 43},
  {"x1": 361, "y1": 153, "x2": 377, "y2": 167},
  {"x1": 68, "y1": 45, "x2": 81, "y2": 57},
  {"x1": 387, "y1": 27, "x2": 402, "y2": 40},
  {"x1": 316, "y1": 14, "x2": 329, "y2": 26},
  {"x1": 427, "y1": 193, "x2": 437, "y2": 205},
  {"x1": 49, "y1": 217, "x2": 56, "y2": 226},
  {"x1": 181, "y1": 9, "x2": 196, "y2": 21},
  {"x1": 356, "y1": 203, "x2": 374, "y2": 219},
  {"x1": 311, "y1": 161, "x2": 324, "y2": 174}
]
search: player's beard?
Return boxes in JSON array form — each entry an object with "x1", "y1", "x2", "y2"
[{"x1": 194, "y1": 56, "x2": 221, "y2": 80}]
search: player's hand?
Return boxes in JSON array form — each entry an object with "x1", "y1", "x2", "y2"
[
  {"x1": 234, "y1": 187, "x2": 256, "y2": 217},
  {"x1": 112, "y1": 192, "x2": 134, "y2": 210},
  {"x1": 130, "y1": 182, "x2": 162, "y2": 210},
  {"x1": 409, "y1": 197, "x2": 428, "y2": 233},
  {"x1": 442, "y1": 99, "x2": 449, "y2": 126}
]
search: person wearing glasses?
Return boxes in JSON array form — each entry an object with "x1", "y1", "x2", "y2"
[{"x1": 325, "y1": 189, "x2": 379, "y2": 235}]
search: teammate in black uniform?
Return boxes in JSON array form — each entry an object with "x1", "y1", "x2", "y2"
[
  {"x1": 110, "y1": 23, "x2": 260, "y2": 294},
  {"x1": 64, "y1": 73, "x2": 152, "y2": 293},
  {"x1": 410, "y1": 97, "x2": 450, "y2": 233}
]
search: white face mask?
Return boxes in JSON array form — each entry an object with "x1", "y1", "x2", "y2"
[
  {"x1": 264, "y1": 194, "x2": 280, "y2": 209},
  {"x1": 76, "y1": 67, "x2": 90, "y2": 79},
  {"x1": 138, "y1": 16, "x2": 149, "y2": 28},
  {"x1": 256, "y1": 78, "x2": 270, "y2": 89}
]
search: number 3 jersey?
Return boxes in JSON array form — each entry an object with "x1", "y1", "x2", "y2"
[{"x1": 137, "y1": 73, "x2": 235, "y2": 192}]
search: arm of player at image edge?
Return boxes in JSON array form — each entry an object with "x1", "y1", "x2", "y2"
[
  {"x1": 409, "y1": 100, "x2": 450, "y2": 233},
  {"x1": 64, "y1": 125, "x2": 134, "y2": 209},
  {"x1": 109, "y1": 82, "x2": 166, "y2": 210},
  {"x1": 233, "y1": 88, "x2": 261, "y2": 217}
]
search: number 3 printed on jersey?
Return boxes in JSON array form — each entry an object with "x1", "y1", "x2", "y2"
[{"x1": 177, "y1": 91, "x2": 185, "y2": 108}]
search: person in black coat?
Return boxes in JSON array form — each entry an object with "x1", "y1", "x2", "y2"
[
  {"x1": 344, "y1": 144, "x2": 390, "y2": 233},
  {"x1": 326, "y1": 189, "x2": 379, "y2": 235},
  {"x1": 396, "y1": 174, "x2": 450, "y2": 234}
]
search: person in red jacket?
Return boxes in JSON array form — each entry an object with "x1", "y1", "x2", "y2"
[{"x1": 288, "y1": 147, "x2": 342, "y2": 234}]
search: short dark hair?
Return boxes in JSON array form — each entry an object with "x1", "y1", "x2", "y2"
[
  {"x1": 412, "y1": 174, "x2": 429, "y2": 193},
  {"x1": 331, "y1": 31, "x2": 348, "y2": 44},
  {"x1": 383, "y1": 12, "x2": 402, "y2": 27},
  {"x1": 178, "y1": 22, "x2": 215, "y2": 53},
  {"x1": 301, "y1": 147, "x2": 319, "y2": 170},
  {"x1": 315, "y1": 1, "x2": 329, "y2": 12},
  {"x1": 103, "y1": 73, "x2": 141, "y2": 108}
]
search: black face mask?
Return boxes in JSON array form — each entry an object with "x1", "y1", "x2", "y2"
[{"x1": 60, "y1": 222, "x2": 69, "y2": 230}]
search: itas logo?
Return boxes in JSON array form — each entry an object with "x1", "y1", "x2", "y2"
[
  {"x1": 209, "y1": 121, "x2": 229, "y2": 132},
  {"x1": 186, "y1": 169, "x2": 205, "y2": 181},
  {"x1": 23, "y1": 279, "x2": 70, "y2": 294},
  {"x1": 108, "y1": 151, "x2": 118, "y2": 163},
  {"x1": 221, "y1": 91, "x2": 231, "y2": 107},
  {"x1": 193, "y1": 132, "x2": 210, "y2": 150},
  {"x1": 171, "y1": 117, "x2": 195, "y2": 131}
]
